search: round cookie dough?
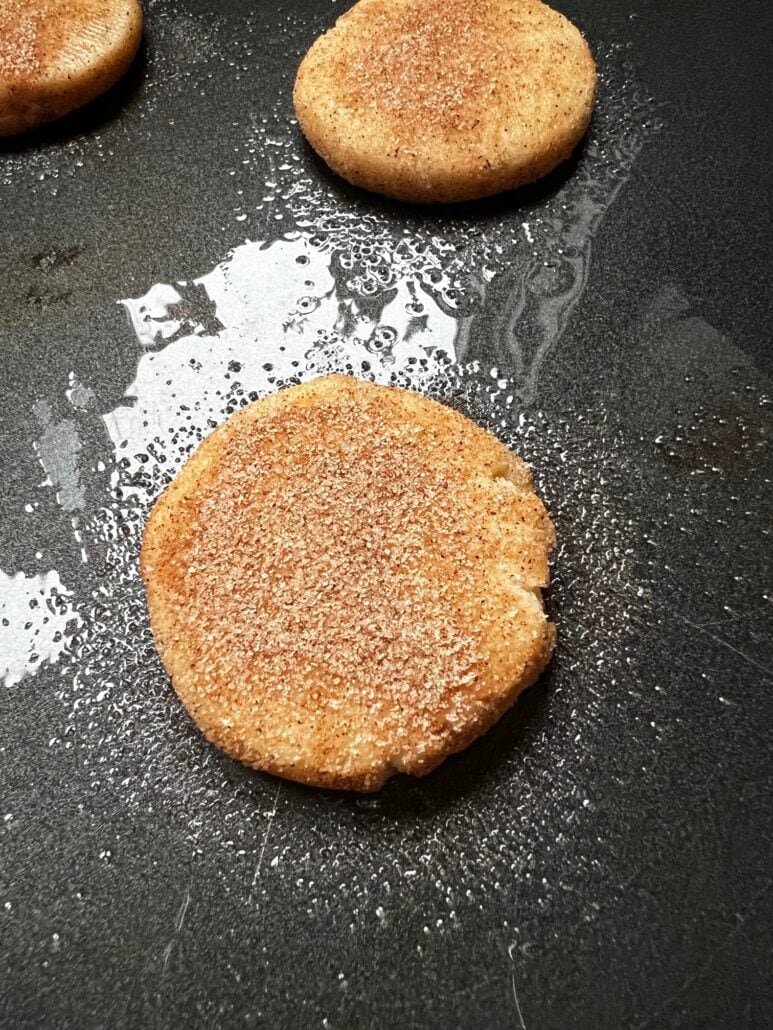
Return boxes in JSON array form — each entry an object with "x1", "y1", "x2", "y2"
[
  {"x1": 293, "y1": 0, "x2": 596, "y2": 203},
  {"x1": 0, "y1": 0, "x2": 143, "y2": 137},
  {"x1": 141, "y1": 375, "x2": 556, "y2": 791}
]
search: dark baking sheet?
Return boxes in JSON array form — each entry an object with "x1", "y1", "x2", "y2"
[{"x1": 1, "y1": 1, "x2": 771, "y2": 1027}]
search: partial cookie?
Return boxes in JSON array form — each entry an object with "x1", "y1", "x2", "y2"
[
  {"x1": 141, "y1": 375, "x2": 556, "y2": 791},
  {"x1": 294, "y1": 0, "x2": 596, "y2": 203},
  {"x1": 0, "y1": 0, "x2": 143, "y2": 137}
]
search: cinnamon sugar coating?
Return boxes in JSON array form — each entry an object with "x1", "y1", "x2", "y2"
[
  {"x1": 141, "y1": 376, "x2": 556, "y2": 791},
  {"x1": 294, "y1": 0, "x2": 596, "y2": 203}
]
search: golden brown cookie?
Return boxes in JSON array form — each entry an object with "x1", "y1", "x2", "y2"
[
  {"x1": 293, "y1": 0, "x2": 596, "y2": 203},
  {"x1": 0, "y1": 0, "x2": 143, "y2": 137},
  {"x1": 141, "y1": 375, "x2": 556, "y2": 791}
]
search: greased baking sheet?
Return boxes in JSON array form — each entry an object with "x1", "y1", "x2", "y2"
[{"x1": 1, "y1": 1, "x2": 770, "y2": 1026}]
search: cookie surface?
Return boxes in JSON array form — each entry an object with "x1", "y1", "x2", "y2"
[
  {"x1": 293, "y1": 0, "x2": 596, "y2": 203},
  {"x1": 0, "y1": 0, "x2": 143, "y2": 137},
  {"x1": 141, "y1": 375, "x2": 556, "y2": 791}
]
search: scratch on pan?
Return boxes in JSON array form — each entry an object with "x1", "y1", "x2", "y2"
[
  {"x1": 675, "y1": 615, "x2": 771, "y2": 678},
  {"x1": 250, "y1": 782, "x2": 282, "y2": 902},
  {"x1": 508, "y1": 942, "x2": 527, "y2": 1029},
  {"x1": 161, "y1": 886, "x2": 191, "y2": 973}
]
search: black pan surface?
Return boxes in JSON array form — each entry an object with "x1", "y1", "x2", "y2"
[{"x1": 1, "y1": 2, "x2": 771, "y2": 1027}]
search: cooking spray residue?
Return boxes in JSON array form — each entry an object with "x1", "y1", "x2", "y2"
[
  {"x1": 1, "y1": 35, "x2": 670, "y2": 917},
  {"x1": 45, "y1": 361, "x2": 649, "y2": 908},
  {"x1": 230, "y1": 42, "x2": 661, "y2": 401}
]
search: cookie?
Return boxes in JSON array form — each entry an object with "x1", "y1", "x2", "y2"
[
  {"x1": 141, "y1": 375, "x2": 556, "y2": 791},
  {"x1": 0, "y1": 0, "x2": 143, "y2": 137},
  {"x1": 294, "y1": 0, "x2": 596, "y2": 203}
]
